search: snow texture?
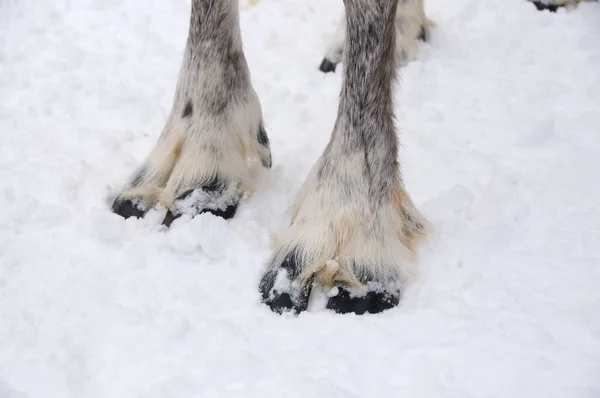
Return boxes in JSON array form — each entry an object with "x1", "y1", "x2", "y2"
[{"x1": 1, "y1": 0, "x2": 600, "y2": 397}]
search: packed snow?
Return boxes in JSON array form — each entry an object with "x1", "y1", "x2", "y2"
[{"x1": 1, "y1": 0, "x2": 600, "y2": 397}]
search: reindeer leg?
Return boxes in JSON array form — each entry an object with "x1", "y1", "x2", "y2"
[
  {"x1": 112, "y1": 0, "x2": 271, "y2": 226},
  {"x1": 261, "y1": 0, "x2": 428, "y2": 315}
]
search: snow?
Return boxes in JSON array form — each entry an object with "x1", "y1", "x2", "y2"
[{"x1": 1, "y1": 0, "x2": 600, "y2": 396}]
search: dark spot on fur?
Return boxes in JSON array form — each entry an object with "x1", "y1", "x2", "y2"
[
  {"x1": 130, "y1": 168, "x2": 146, "y2": 188},
  {"x1": 418, "y1": 25, "x2": 429, "y2": 42},
  {"x1": 257, "y1": 124, "x2": 269, "y2": 147},
  {"x1": 256, "y1": 123, "x2": 272, "y2": 169},
  {"x1": 201, "y1": 178, "x2": 224, "y2": 193},
  {"x1": 182, "y1": 100, "x2": 193, "y2": 118}
]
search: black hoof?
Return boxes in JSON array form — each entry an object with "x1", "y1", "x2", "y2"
[
  {"x1": 531, "y1": 1, "x2": 559, "y2": 11},
  {"x1": 326, "y1": 287, "x2": 400, "y2": 315},
  {"x1": 319, "y1": 58, "x2": 337, "y2": 73},
  {"x1": 259, "y1": 252, "x2": 311, "y2": 314},
  {"x1": 112, "y1": 198, "x2": 146, "y2": 219},
  {"x1": 260, "y1": 251, "x2": 402, "y2": 316},
  {"x1": 161, "y1": 180, "x2": 239, "y2": 227}
]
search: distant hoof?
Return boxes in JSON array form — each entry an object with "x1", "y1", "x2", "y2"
[
  {"x1": 161, "y1": 181, "x2": 239, "y2": 227},
  {"x1": 112, "y1": 198, "x2": 146, "y2": 219},
  {"x1": 531, "y1": 1, "x2": 559, "y2": 11},
  {"x1": 326, "y1": 286, "x2": 400, "y2": 315},
  {"x1": 319, "y1": 58, "x2": 337, "y2": 73}
]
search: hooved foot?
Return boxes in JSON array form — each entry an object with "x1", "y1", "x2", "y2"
[
  {"x1": 260, "y1": 255, "x2": 404, "y2": 316},
  {"x1": 259, "y1": 252, "x2": 312, "y2": 314},
  {"x1": 111, "y1": 0, "x2": 271, "y2": 226},
  {"x1": 111, "y1": 115, "x2": 269, "y2": 226},
  {"x1": 531, "y1": 1, "x2": 560, "y2": 11},
  {"x1": 319, "y1": 58, "x2": 338, "y2": 73},
  {"x1": 112, "y1": 197, "x2": 147, "y2": 220},
  {"x1": 259, "y1": 162, "x2": 428, "y2": 316},
  {"x1": 161, "y1": 180, "x2": 239, "y2": 227}
]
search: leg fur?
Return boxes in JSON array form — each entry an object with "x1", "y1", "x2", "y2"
[
  {"x1": 112, "y1": 0, "x2": 271, "y2": 225},
  {"x1": 261, "y1": 0, "x2": 428, "y2": 315},
  {"x1": 319, "y1": 0, "x2": 433, "y2": 73}
]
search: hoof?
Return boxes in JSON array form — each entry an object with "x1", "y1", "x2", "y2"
[
  {"x1": 260, "y1": 252, "x2": 402, "y2": 316},
  {"x1": 319, "y1": 58, "x2": 337, "y2": 73},
  {"x1": 326, "y1": 287, "x2": 400, "y2": 315},
  {"x1": 112, "y1": 198, "x2": 146, "y2": 219},
  {"x1": 161, "y1": 181, "x2": 239, "y2": 227},
  {"x1": 531, "y1": 1, "x2": 559, "y2": 11},
  {"x1": 259, "y1": 252, "x2": 311, "y2": 315}
]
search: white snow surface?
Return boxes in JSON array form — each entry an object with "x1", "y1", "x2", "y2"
[{"x1": 1, "y1": 0, "x2": 600, "y2": 397}]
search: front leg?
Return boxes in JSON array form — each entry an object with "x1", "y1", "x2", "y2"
[
  {"x1": 112, "y1": 0, "x2": 271, "y2": 225},
  {"x1": 261, "y1": 0, "x2": 429, "y2": 315}
]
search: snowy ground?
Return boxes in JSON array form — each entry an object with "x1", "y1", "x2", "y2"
[{"x1": 1, "y1": 0, "x2": 600, "y2": 397}]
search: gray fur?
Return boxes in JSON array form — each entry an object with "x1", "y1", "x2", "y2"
[
  {"x1": 179, "y1": 0, "x2": 250, "y2": 117},
  {"x1": 322, "y1": 0, "x2": 400, "y2": 208},
  {"x1": 320, "y1": 0, "x2": 430, "y2": 71}
]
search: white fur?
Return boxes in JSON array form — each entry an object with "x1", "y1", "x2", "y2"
[
  {"x1": 117, "y1": 49, "x2": 268, "y2": 211},
  {"x1": 269, "y1": 151, "x2": 428, "y2": 293}
]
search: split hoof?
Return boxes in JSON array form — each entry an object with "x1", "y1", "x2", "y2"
[{"x1": 260, "y1": 253, "x2": 402, "y2": 316}]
